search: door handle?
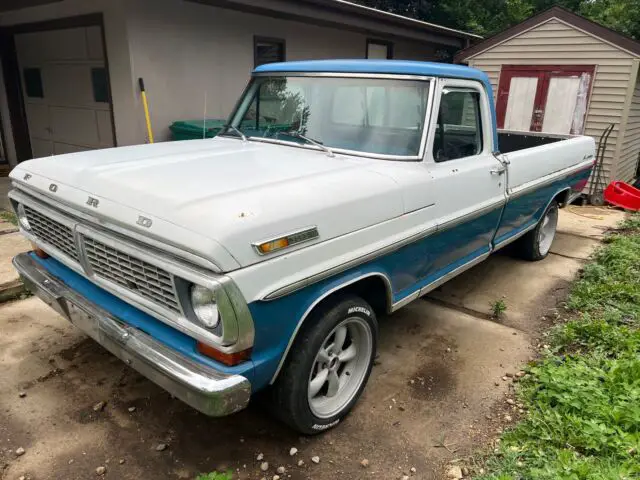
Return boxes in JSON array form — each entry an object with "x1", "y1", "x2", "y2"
[{"x1": 490, "y1": 167, "x2": 506, "y2": 175}]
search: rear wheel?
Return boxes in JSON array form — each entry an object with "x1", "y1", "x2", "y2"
[
  {"x1": 270, "y1": 295, "x2": 377, "y2": 434},
  {"x1": 517, "y1": 200, "x2": 559, "y2": 261}
]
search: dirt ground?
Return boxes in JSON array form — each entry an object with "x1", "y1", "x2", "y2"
[{"x1": 0, "y1": 207, "x2": 625, "y2": 480}]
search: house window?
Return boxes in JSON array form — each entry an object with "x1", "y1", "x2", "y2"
[
  {"x1": 366, "y1": 39, "x2": 393, "y2": 59},
  {"x1": 23, "y1": 68, "x2": 44, "y2": 98},
  {"x1": 91, "y1": 67, "x2": 109, "y2": 103},
  {"x1": 433, "y1": 89, "x2": 483, "y2": 162},
  {"x1": 254, "y1": 37, "x2": 285, "y2": 67}
]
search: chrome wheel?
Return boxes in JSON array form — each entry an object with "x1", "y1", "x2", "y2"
[
  {"x1": 308, "y1": 317, "x2": 373, "y2": 419},
  {"x1": 538, "y1": 205, "x2": 558, "y2": 256}
]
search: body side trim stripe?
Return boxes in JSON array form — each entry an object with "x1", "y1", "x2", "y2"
[
  {"x1": 509, "y1": 159, "x2": 594, "y2": 199},
  {"x1": 262, "y1": 200, "x2": 505, "y2": 301}
]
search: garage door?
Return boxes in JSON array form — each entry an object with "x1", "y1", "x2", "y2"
[{"x1": 15, "y1": 26, "x2": 114, "y2": 158}]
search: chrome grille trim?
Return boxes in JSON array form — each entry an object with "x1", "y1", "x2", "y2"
[
  {"x1": 8, "y1": 187, "x2": 255, "y2": 353},
  {"x1": 24, "y1": 205, "x2": 79, "y2": 261},
  {"x1": 83, "y1": 236, "x2": 181, "y2": 313}
]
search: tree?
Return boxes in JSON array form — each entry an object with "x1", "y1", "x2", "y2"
[{"x1": 352, "y1": 0, "x2": 640, "y2": 40}]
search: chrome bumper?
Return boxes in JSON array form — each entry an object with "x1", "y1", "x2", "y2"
[{"x1": 13, "y1": 253, "x2": 251, "y2": 417}]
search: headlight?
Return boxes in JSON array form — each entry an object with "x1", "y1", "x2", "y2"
[
  {"x1": 190, "y1": 285, "x2": 219, "y2": 329},
  {"x1": 17, "y1": 203, "x2": 31, "y2": 231}
]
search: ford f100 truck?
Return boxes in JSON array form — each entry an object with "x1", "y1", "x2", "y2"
[{"x1": 9, "y1": 60, "x2": 595, "y2": 434}]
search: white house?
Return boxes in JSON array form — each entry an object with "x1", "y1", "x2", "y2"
[{"x1": 0, "y1": 0, "x2": 479, "y2": 169}]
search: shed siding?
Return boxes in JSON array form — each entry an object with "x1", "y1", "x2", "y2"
[
  {"x1": 468, "y1": 18, "x2": 636, "y2": 183},
  {"x1": 618, "y1": 75, "x2": 640, "y2": 181}
]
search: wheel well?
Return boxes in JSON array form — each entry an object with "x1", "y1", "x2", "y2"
[
  {"x1": 312, "y1": 274, "x2": 392, "y2": 318},
  {"x1": 270, "y1": 274, "x2": 392, "y2": 384},
  {"x1": 553, "y1": 188, "x2": 572, "y2": 207}
]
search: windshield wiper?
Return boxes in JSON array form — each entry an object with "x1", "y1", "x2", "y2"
[
  {"x1": 277, "y1": 130, "x2": 335, "y2": 157},
  {"x1": 221, "y1": 124, "x2": 247, "y2": 141}
]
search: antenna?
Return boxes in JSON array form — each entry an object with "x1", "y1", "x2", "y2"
[{"x1": 203, "y1": 91, "x2": 207, "y2": 140}]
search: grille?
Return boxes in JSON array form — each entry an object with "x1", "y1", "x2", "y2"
[
  {"x1": 83, "y1": 236, "x2": 180, "y2": 313},
  {"x1": 24, "y1": 206, "x2": 79, "y2": 261}
]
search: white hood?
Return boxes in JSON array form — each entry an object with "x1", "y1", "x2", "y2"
[{"x1": 10, "y1": 137, "x2": 405, "y2": 270}]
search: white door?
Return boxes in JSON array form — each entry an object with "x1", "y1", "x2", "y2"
[
  {"x1": 426, "y1": 79, "x2": 506, "y2": 273},
  {"x1": 503, "y1": 77, "x2": 538, "y2": 131},
  {"x1": 541, "y1": 76, "x2": 582, "y2": 134},
  {"x1": 15, "y1": 26, "x2": 114, "y2": 159}
]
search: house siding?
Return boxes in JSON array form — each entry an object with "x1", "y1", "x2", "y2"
[
  {"x1": 618, "y1": 72, "x2": 640, "y2": 181},
  {"x1": 126, "y1": 0, "x2": 439, "y2": 142},
  {"x1": 467, "y1": 18, "x2": 637, "y2": 185}
]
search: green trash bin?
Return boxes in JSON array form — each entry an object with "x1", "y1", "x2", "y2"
[{"x1": 169, "y1": 119, "x2": 227, "y2": 141}]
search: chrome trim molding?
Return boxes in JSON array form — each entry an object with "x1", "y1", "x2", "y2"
[
  {"x1": 419, "y1": 252, "x2": 491, "y2": 297},
  {"x1": 10, "y1": 189, "x2": 255, "y2": 354},
  {"x1": 390, "y1": 290, "x2": 421, "y2": 312},
  {"x1": 492, "y1": 223, "x2": 537, "y2": 251},
  {"x1": 13, "y1": 253, "x2": 251, "y2": 417},
  {"x1": 252, "y1": 226, "x2": 319, "y2": 256},
  {"x1": 263, "y1": 224, "x2": 437, "y2": 300},
  {"x1": 262, "y1": 200, "x2": 504, "y2": 301},
  {"x1": 269, "y1": 272, "x2": 393, "y2": 384},
  {"x1": 438, "y1": 200, "x2": 505, "y2": 233},
  {"x1": 509, "y1": 159, "x2": 594, "y2": 199},
  {"x1": 253, "y1": 72, "x2": 435, "y2": 81}
]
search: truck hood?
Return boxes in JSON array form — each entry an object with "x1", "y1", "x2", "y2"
[{"x1": 11, "y1": 138, "x2": 404, "y2": 270}]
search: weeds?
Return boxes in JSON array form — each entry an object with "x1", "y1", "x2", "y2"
[
  {"x1": 0, "y1": 210, "x2": 17, "y2": 226},
  {"x1": 475, "y1": 214, "x2": 640, "y2": 480},
  {"x1": 490, "y1": 298, "x2": 507, "y2": 319}
]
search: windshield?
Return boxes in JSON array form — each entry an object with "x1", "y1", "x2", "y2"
[{"x1": 224, "y1": 75, "x2": 431, "y2": 158}]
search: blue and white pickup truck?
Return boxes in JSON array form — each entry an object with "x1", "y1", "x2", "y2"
[{"x1": 9, "y1": 60, "x2": 595, "y2": 434}]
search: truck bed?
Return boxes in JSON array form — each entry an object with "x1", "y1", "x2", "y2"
[{"x1": 498, "y1": 130, "x2": 566, "y2": 154}]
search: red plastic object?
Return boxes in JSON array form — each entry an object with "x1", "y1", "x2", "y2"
[{"x1": 604, "y1": 181, "x2": 640, "y2": 211}]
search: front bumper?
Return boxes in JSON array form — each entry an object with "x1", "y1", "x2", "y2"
[{"x1": 13, "y1": 253, "x2": 251, "y2": 417}]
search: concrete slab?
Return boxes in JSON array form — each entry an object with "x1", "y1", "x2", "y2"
[
  {"x1": 550, "y1": 232, "x2": 600, "y2": 260},
  {"x1": 0, "y1": 232, "x2": 30, "y2": 288},
  {"x1": 558, "y1": 206, "x2": 626, "y2": 239},
  {"x1": 428, "y1": 252, "x2": 582, "y2": 333},
  {"x1": 0, "y1": 296, "x2": 532, "y2": 480}
]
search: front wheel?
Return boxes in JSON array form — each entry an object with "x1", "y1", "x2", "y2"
[
  {"x1": 270, "y1": 295, "x2": 377, "y2": 434},
  {"x1": 517, "y1": 200, "x2": 559, "y2": 261}
]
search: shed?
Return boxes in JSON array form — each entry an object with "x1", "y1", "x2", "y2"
[{"x1": 455, "y1": 6, "x2": 640, "y2": 189}]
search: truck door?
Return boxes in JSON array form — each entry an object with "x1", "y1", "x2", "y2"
[{"x1": 423, "y1": 78, "x2": 507, "y2": 281}]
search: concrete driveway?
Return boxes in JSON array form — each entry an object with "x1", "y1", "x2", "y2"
[{"x1": 0, "y1": 207, "x2": 625, "y2": 480}]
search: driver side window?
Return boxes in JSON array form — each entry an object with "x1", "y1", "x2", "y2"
[{"x1": 433, "y1": 89, "x2": 483, "y2": 162}]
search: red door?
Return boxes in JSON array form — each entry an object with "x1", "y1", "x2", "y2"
[{"x1": 496, "y1": 65, "x2": 595, "y2": 134}]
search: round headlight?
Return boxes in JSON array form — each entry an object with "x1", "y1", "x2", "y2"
[
  {"x1": 17, "y1": 204, "x2": 31, "y2": 231},
  {"x1": 190, "y1": 285, "x2": 219, "y2": 329}
]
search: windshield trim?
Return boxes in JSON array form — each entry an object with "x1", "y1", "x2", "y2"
[{"x1": 225, "y1": 73, "x2": 436, "y2": 161}]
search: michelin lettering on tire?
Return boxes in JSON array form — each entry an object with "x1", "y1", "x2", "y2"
[
  {"x1": 348, "y1": 306, "x2": 371, "y2": 316},
  {"x1": 312, "y1": 419, "x2": 340, "y2": 431}
]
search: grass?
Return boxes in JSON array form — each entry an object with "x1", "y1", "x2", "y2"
[
  {"x1": 491, "y1": 298, "x2": 508, "y2": 319},
  {"x1": 474, "y1": 213, "x2": 640, "y2": 480},
  {"x1": 0, "y1": 210, "x2": 17, "y2": 226}
]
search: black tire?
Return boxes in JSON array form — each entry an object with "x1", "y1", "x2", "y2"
[
  {"x1": 270, "y1": 295, "x2": 378, "y2": 435},
  {"x1": 516, "y1": 200, "x2": 559, "y2": 261}
]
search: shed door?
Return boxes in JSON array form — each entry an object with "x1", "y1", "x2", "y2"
[
  {"x1": 15, "y1": 26, "x2": 115, "y2": 159},
  {"x1": 497, "y1": 65, "x2": 595, "y2": 135}
]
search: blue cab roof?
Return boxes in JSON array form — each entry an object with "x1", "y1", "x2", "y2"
[{"x1": 253, "y1": 59, "x2": 491, "y2": 84}]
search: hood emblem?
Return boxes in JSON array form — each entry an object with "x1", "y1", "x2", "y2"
[
  {"x1": 49, "y1": 183, "x2": 58, "y2": 193},
  {"x1": 86, "y1": 197, "x2": 100, "y2": 208},
  {"x1": 136, "y1": 215, "x2": 153, "y2": 228},
  {"x1": 23, "y1": 173, "x2": 32, "y2": 181}
]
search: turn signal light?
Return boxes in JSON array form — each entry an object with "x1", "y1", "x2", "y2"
[
  {"x1": 196, "y1": 342, "x2": 252, "y2": 366},
  {"x1": 30, "y1": 242, "x2": 49, "y2": 259},
  {"x1": 256, "y1": 238, "x2": 289, "y2": 254}
]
